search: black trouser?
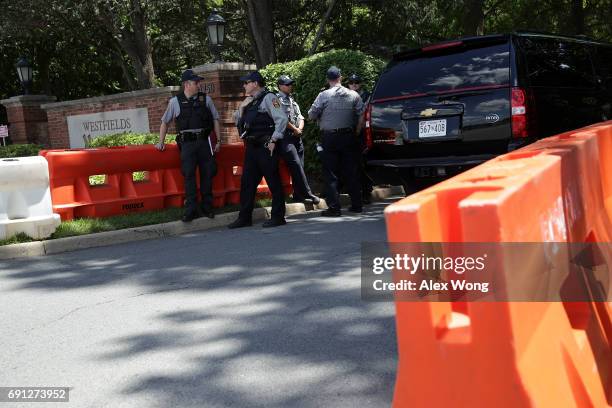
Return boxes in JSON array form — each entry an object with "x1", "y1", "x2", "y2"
[
  {"x1": 180, "y1": 138, "x2": 215, "y2": 216},
  {"x1": 238, "y1": 141, "x2": 286, "y2": 221},
  {"x1": 320, "y1": 130, "x2": 362, "y2": 210},
  {"x1": 279, "y1": 133, "x2": 313, "y2": 200},
  {"x1": 358, "y1": 129, "x2": 373, "y2": 198}
]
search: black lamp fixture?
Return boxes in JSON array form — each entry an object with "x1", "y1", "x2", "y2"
[
  {"x1": 206, "y1": 9, "x2": 226, "y2": 63},
  {"x1": 16, "y1": 57, "x2": 33, "y2": 95}
]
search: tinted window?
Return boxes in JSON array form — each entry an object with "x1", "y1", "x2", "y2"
[
  {"x1": 591, "y1": 45, "x2": 612, "y2": 87},
  {"x1": 520, "y1": 37, "x2": 596, "y2": 88},
  {"x1": 374, "y1": 42, "x2": 510, "y2": 99}
]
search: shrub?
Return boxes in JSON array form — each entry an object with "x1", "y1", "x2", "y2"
[
  {"x1": 87, "y1": 132, "x2": 176, "y2": 147},
  {"x1": 0, "y1": 143, "x2": 43, "y2": 158},
  {"x1": 260, "y1": 49, "x2": 386, "y2": 177}
]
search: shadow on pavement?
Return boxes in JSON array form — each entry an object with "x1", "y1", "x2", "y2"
[{"x1": 0, "y1": 199, "x2": 399, "y2": 408}]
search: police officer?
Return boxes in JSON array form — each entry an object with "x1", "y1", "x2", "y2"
[
  {"x1": 276, "y1": 75, "x2": 320, "y2": 204},
  {"x1": 228, "y1": 71, "x2": 289, "y2": 228},
  {"x1": 347, "y1": 73, "x2": 373, "y2": 204},
  {"x1": 347, "y1": 73, "x2": 370, "y2": 103},
  {"x1": 308, "y1": 66, "x2": 365, "y2": 216},
  {"x1": 156, "y1": 69, "x2": 221, "y2": 222}
]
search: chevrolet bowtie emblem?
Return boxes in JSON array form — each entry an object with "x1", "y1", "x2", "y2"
[{"x1": 420, "y1": 108, "x2": 438, "y2": 117}]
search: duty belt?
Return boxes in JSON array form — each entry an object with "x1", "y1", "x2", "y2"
[
  {"x1": 321, "y1": 127, "x2": 353, "y2": 134},
  {"x1": 178, "y1": 130, "x2": 209, "y2": 142}
]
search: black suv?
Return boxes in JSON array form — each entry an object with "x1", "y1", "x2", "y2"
[{"x1": 364, "y1": 32, "x2": 612, "y2": 192}]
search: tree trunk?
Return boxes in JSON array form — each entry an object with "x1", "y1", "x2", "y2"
[
  {"x1": 463, "y1": 0, "x2": 485, "y2": 36},
  {"x1": 126, "y1": 0, "x2": 155, "y2": 88},
  {"x1": 571, "y1": 0, "x2": 585, "y2": 35},
  {"x1": 36, "y1": 44, "x2": 53, "y2": 95},
  {"x1": 95, "y1": 0, "x2": 156, "y2": 89},
  {"x1": 113, "y1": 46, "x2": 137, "y2": 91},
  {"x1": 308, "y1": 0, "x2": 337, "y2": 56},
  {"x1": 244, "y1": 0, "x2": 276, "y2": 68}
]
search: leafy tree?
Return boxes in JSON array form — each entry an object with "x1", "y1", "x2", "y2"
[{"x1": 2, "y1": 0, "x2": 612, "y2": 119}]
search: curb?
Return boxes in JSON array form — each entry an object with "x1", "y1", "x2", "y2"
[{"x1": 0, "y1": 186, "x2": 404, "y2": 260}]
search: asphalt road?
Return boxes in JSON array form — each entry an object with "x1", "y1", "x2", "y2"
[{"x1": 0, "y1": 199, "x2": 398, "y2": 408}]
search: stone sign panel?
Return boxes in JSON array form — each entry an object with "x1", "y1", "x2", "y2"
[{"x1": 66, "y1": 108, "x2": 150, "y2": 148}]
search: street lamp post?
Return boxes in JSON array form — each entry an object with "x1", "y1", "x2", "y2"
[
  {"x1": 206, "y1": 9, "x2": 226, "y2": 63},
  {"x1": 16, "y1": 57, "x2": 33, "y2": 95}
]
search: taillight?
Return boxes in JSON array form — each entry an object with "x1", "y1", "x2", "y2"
[
  {"x1": 364, "y1": 103, "x2": 373, "y2": 150},
  {"x1": 511, "y1": 87, "x2": 528, "y2": 138}
]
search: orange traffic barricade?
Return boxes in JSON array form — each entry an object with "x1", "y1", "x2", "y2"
[
  {"x1": 41, "y1": 142, "x2": 293, "y2": 221},
  {"x1": 40, "y1": 145, "x2": 184, "y2": 220},
  {"x1": 385, "y1": 122, "x2": 612, "y2": 407}
]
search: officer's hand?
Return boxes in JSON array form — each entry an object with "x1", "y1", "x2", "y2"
[
  {"x1": 294, "y1": 128, "x2": 303, "y2": 136},
  {"x1": 214, "y1": 143, "x2": 221, "y2": 153},
  {"x1": 267, "y1": 140, "x2": 276, "y2": 155},
  {"x1": 155, "y1": 142, "x2": 165, "y2": 151}
]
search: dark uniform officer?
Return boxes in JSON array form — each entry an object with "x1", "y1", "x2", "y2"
[
  {"x1": 228, "y1": 71, "x2": 289, "y2": 228},
  {"x1": 308, "y1": 66, "x2": 365, "y2": 216},
  {"x1": 156, "y1": 69, "x2": 221, "y2": 222},
  {"x1": 347, "y1": 73, "x2": 373, "y2": 204},
  {"x1": 276, "y1": 75, "x2": 320, "y2": 204},
  {"x1": 347, "y1": 73, "x2": 371, "y2": 104}
]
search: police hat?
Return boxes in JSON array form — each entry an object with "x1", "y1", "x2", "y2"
[
  {"x1": 277, "y1": 75, "x2": 295, "y2": 86},
  {"x1": 347, "y1": 73, "x2": 362, "y2": 83},
  {"x1": 181, "y1": 69, "x2": 203, "y2": 82},
  {"x1": 239, "y1": 71, "x2": 265, "y2": 86},
  {"x1": 326, "y1": 66, "x2": 341, "y2": 80}
]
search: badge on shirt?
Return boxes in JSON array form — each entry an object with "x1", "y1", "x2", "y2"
[{"x1": 272, "y1": 98, "x2": 280, "y2": 109}]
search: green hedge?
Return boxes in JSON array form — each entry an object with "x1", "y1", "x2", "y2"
[
  {"x1": 86, "y1": 132, "x2": 176, "y2": 147},
  {"x1": 0, "y1": 144, "x2": 43, "y2": 158},
  {"x1": 260, "y1": 49, "x2": 386, "y2": 177}
]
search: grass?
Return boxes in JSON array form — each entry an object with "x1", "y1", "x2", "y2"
[
  {"x1": 1, "y1": 197, "x2": 276, "y2": 246},
  {"x1": 0, "y1": 232, "x2": 36, "y2": 246}
]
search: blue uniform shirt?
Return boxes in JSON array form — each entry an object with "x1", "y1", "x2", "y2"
[{"x1": 308, "y1": 84, "x2": 364, "y2": 131}]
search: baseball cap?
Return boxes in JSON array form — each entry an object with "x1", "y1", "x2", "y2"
[
  {"x1": 181, "y1": 69, "x2": 203, "y2": 82},
  {"x1": 347, "y1": 73, "x2": 362, "y2": 83},
  {"x1": 326, "y1": 66, "x2": 341, "y2": 80},
  {"x1": 277, "y1": 75, "x2": 295, "y2": 85},
  {"x1": 239, "y1": 71, "x2": 265, "y2": 85}
]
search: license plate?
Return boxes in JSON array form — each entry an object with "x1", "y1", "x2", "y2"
[{"x1": 418, "y1": 119, "x2": 447, "y2": 138}]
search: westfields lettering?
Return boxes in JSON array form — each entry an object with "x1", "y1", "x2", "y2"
[{"x1": 83, "y1": 118, "x2": 132, "y2": 132}]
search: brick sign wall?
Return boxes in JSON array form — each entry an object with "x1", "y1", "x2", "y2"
[
  {"x1": 42, "y1": 87, "x2": 180, "y2": 149},
  {"x1": 1, "y1": 62, "x2": 255, "y2": 149}
]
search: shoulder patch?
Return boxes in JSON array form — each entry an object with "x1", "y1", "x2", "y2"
[{"x1": 272, "y1": 97, "x2": 280, "y2": 109}]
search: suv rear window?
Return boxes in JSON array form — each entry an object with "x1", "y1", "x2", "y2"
[
  {"x1": 589, "y1": 45, "x2": 612, "y2": 88},
  {"x1": 374, "y1": 41, "x2": 510, "y2": 99},
  {"x1": 519, "y1": 36, "x2": 596, "y2": 88}
]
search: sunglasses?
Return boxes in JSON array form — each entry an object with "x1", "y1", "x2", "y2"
[{"x1": 243, "y1": 80, "x2": 254, "y2": 85}]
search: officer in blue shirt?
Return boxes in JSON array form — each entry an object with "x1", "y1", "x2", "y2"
[
  {"x1": 156, "y1": 69, "x2": 221, "y2": 222},
  {"x1": 308, "y1": 66, "x2": 365, "y2": 216}
]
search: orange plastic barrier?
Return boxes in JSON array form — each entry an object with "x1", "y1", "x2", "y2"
[
  {"x1": 385, "y1": 122, "x2": 612, "y2": 407},
  {"x1": 256, "y1": 161, "x2": 293, "y2": 197},
  {"x1": 41, "y1": 143, "x2": 292, "y2": 220}
]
